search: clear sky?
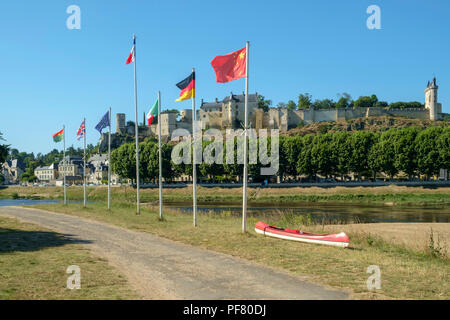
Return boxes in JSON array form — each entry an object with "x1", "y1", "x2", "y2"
[{"x1": 0, "y1": 0, "x2": 449, "y2": 154}]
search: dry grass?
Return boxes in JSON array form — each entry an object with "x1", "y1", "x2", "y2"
[
  {"x1": 321, "y1": 223, "x2": 450, "y2": 257},
  {"x1": 0, "y1": 216, "x2": 139, "y2": 300},
  {"x1": 29, "y1": 202, "x2": 450, "y2": 300}
]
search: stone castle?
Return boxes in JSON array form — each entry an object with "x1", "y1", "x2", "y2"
[{"x1": 101, "y1": 77, "x2": 445, "y2": 149}]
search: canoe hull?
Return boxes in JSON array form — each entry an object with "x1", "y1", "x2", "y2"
[{"x1": 255, "y1": 221, "x2": 349, "y2": 248}]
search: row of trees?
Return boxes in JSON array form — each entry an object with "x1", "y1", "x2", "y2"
[
  {"x1": 277, "y1": 93, "x2": 424, "y2": 111},
  {"x1": 279, "y1": 126, "x2": 448, "y2": 181},
  {"x1": 110, "y1": 126, "x2": 449, "y2": 183}
]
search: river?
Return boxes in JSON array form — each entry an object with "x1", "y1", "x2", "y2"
[
  {"x1": 0, "y1": 199, "x2": 59, "y2": 207},
  {"x1": 1, "y1": 199, "x2": 449, "y2": 223},
  {"x1": 165, "y1": 202, "x2": 450, "y2": 223}
]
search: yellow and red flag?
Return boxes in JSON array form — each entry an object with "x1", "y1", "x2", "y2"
[
  {"x1": 210, "y1": 47, "x2": 246, "y2": 83},
  {"x1": 175, "y1": 72, "x2": 195, "y2": 101}
]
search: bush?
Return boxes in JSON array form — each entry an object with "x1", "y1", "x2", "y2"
[{"x1": 427, "y1": 228, "x2": 447, "y2": 259}]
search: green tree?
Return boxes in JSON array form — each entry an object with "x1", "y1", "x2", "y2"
[
  {"x1": 279, "y1": 136, "x2": 302, "y2": 180},
  {"x1": 415, "y1": 127, "x2": 443, "y2": 177},
  {"x1": 297, "y1": 93, "x2": 312, "y2": 109},
  {"x1": 286, "y1": 100, "x2": 297, "y2": 110},
  {"x1": 297, "y1": 135, "x2": 317, "y2": 180},
  {"x1": 348, "y1": 131, "x2": 376, "y2": 180},
  {"x1": 353, "y1": 95, "x2": 378, "y2": 108},
  {"x1": 312, "y1": 99, "x2": 336, "y2": 109},
  {"x1": 331, "y1": 131, "x2": 352, "y2": 178},
  {"x1": 436, "y1": 127, "x2": 450, "y2": 171},
  {"x1": 388, "y1": 101, "x2": 423, "y2": 109},
  {"x1": 111, "y1": 143, "x2": 138, "y2": 181},
  {"x1": 368, "y1": 131, "x2": 397, "y2": 179},
  {"x1": 257, "y1": 94, "x2": 272, "y2": 112},
  {"x1": 375, "y1": 101, "x2": 388, "y2": 108},
  {"x1": 336, "y1": 93, "x2": 352, "y2": 109},
  {"x1": 0, "y1": 131, "x2": 9, "y2": 164},
  {"x1": 20, "y1": 159, "x2": 44, "y2": 183},
  {"x1": 393, "y1": 127, "x2": 420, "y2": 178},
  {"x1": 311, "y1": 133, "x2": 336, "y2": 178}
]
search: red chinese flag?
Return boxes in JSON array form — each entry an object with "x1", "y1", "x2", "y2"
[{"x1": 210, "y1": 47, "x2": 246, "y2": 83}]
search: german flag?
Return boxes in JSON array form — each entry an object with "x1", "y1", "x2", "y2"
[{"x1": 175, "y1": 72, "x2": 195, "y2": 101}]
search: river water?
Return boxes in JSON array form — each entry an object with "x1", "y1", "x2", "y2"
[
  {"x1": 0, "y1": 199, "x2": 59, "y2": 207},
  {"x1": 1, "y1": 199, "x2": 449, "y2": 224},
  {"x1": 166, "y1": 202, "x2": 450, "y2": 224}
]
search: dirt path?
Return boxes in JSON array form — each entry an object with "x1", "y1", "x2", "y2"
[{"x1": 0, "y1": 206, "x2": 348, "y2": 300}]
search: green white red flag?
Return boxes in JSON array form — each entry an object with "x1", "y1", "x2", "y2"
[{"x1": 147, "y1": 98, "x2": 159, "y2": 126}]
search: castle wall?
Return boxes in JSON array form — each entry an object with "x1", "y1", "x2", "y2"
[
  {"x1": 199, "y1": 110, "x2": 222, "y2": 129},
  {"x1": 344, "y1": 108, "x2": 367, "y2": 119},
  {"x1": 314, "y1": 109, "x2": 337, "y2": 122},
  {"x1": 235, "y1": 101, "x2": 258, "y2": 123},
  {"x1": 180, "y1": 109, "x2": 192, "y2": 123},
  {"x1": 288, "y1": 110, "x2": 303, "y2": 128},
  {"x1": 385, "y1": 108, "x2": 429, "y2": 120},
  {"x1": 268, "y1": 109, "x2": 280, "y2": 129},
  {"x1": 160, "y1": 113, "x2": 177, "y2": 137},
  {"x1": 111, "y1": 79, "x2": 442, "y2": 143}
]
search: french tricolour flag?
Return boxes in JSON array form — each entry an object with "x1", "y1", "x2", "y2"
[{"x1": 126, "y1": 37, "x2": 135, "y2": 65}]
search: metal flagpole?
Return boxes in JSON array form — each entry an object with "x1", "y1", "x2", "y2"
[
  {"x1": 242, "y1": 41, "x2": 249, "y2": 233},
  {"x1": 83, "y1": 118, "x2": 86, "y2": 208},
  {"x1": 108, "y1": 107, "x2": 111, "y2": 210},
  {"x1": 192, "y1": 68, "x2": 197, "y2": 227},
  {"x1": 133, "y1": 34, "x2": 141, "y2": 215},
  {"x1": 63, "y1": 124, "x2": 67, "y2": 205},
  {"x1": 158, "y1": 91, "x2": 163, "y2": 220}
]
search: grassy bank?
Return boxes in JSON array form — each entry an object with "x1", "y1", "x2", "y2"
[
  {"x1": 31, "y1": 202, "x2": 449, "y2": 299},
  {"x1": 2, "y1": 185, "x2": 450, "y2": 205},
  {"x1": 0, "y1": 216, "x2": 138, "y2": 299}
]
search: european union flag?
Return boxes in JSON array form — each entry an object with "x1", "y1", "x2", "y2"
[{"x1": 95, "y1": 110, "x2": 110, "y2": 134}]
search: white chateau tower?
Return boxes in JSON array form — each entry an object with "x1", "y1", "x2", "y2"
[{"x1": 424, "y1": 77, "x2": 441, "y2": 121}]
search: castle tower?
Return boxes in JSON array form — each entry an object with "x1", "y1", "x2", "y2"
[
  {"x1": 116, "y1": 113, "x2": 126, "y2": 133},
  {"x1": 425, "y1": 77, "x2": 438, "y2": 121}
]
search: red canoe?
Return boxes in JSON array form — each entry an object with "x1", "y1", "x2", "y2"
[{"x1": 255, "y1": 221, "x2": 349, "y2": 248}]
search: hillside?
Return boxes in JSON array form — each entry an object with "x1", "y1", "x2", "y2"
[{"x1": 285, "y1": 115, "x2": 449, "y2": 136}]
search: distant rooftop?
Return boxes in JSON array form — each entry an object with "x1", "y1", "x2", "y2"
[{"x1": 200, "y1": 92, "x2": 258, "y2": 110}]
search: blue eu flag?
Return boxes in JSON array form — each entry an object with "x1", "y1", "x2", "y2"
[{"x1": 95, "y1": 110, "x2": 110, "y2": 134}]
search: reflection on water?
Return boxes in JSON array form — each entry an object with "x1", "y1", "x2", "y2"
[
  {"x1": 166, "y1": 202, "x2": 450, "y2": 223},
  {"x1": 0, "y1": 199, "x2": 59, "y2": 206},
  {"x1": 1, "y1": 198, "x2": 448, "y2": 224}
]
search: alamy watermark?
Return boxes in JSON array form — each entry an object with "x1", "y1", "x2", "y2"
[
  {"x1": 66, "y1": 5, "x2": 81, "y2": 30},
  {"x1": 66, "y1": 265, "x2": 81, "y2": 289},
  {"x1": 170, "y1": 121, "x2": 279, "y2": 176},
  {"x1": 366, "y1": 5, "x2": 381, "y2": 30},
  {"x1": 366, "y1": 265, "x2": 381, "y2": 290}
]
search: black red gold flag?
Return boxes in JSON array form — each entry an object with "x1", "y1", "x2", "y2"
[{"x1": 176, "y1": 72, "x2": 195, "y2": 101}]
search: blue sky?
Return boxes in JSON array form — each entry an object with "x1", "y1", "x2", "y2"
[{"x1": 0, "y1": 0, "x2": 449, "y2": 154}]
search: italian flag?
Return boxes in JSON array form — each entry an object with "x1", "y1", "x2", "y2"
[
  {"x1": 52, "y1": 128, "x2": 64, "y2": 143},
  {"x1": 147, "y1": 98, "x2": 158, "y2": 126}
]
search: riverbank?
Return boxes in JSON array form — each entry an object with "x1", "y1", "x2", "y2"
[
  {"x1": 1, "y1": 185, "x2": 450, "y2": 205},
  {"x1": 0, "y1": 215, "x2": 138, "y2": 299},
  {"x1": 29, "y1": 202, "x2": 449, "y2": 299}
]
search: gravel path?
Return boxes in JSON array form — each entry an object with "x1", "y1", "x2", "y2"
[{"x1": 0, "y1": 206, "x2": 348, "y2": 300}]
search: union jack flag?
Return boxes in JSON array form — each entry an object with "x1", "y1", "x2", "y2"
[{"x1": 77, "y1": 119, "x2": 85, "y2": 140}]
